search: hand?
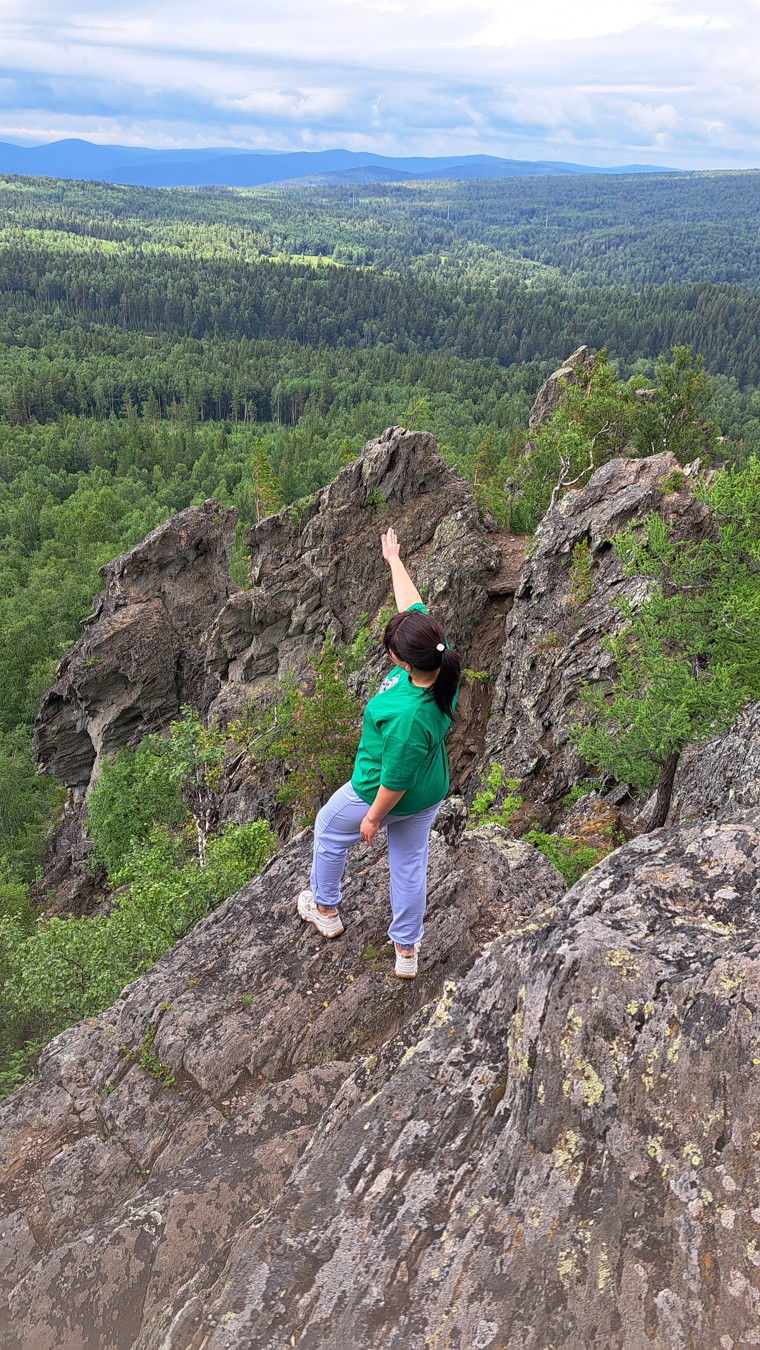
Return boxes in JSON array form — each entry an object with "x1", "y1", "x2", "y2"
[
  {"x1": 360, "y1": 813, "x2": 380, "y2": 846},
  {"x1": 381, "y1": 528, "x2": 401, "y2": 564}
]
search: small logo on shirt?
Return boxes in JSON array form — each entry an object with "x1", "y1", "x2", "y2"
[{"x1": 378, "y1": 672, "x2": 401, "y2": 695}]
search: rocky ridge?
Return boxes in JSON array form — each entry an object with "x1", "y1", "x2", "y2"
[
  {"x1": 484, "y1": 451, "x2": 711, "y2": 816},
  {"x1": 0, "y1": 821, "x2": 566, "y2": 1349},
  {"x1": 155, "y1": 812, "x2": 760, "y2": 1350},
  {"x1": 5, "y1": 380, "x2": 757, "y2": 1346}
]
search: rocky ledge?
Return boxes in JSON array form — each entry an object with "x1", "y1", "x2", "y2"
[
  {"x1": 0, "y1": 818, "x2": 565, "y2": 1349},
  {"x1": 3, "y1": 811, "x2": 759, "y2": 1347},
  {"x1": 152, "y1": 810, "x2": 760, "y2": 1350}
]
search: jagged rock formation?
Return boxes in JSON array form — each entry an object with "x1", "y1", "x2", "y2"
[
  {"x1": 528, "y1": 345, "x2": 594, "y2": 432},
  {"x1": 204, "y1": 426, "x2": 504, "y2": 723},
  {"x1": 5, "y1": 810, "x2": 759, "y2": 1347},
  {"x1": 148, "y1": 810, "x2": 760, "y2": 1350},
  {"x1": 34, "y1": 501, "x2": 238, "y2": 792},
  {"x1": 30, "y1": 501, "x2": 238, "y2": 910},
  {"x1": 0, "y1": 825, "x2": 565, "y2": 1349},
  {"x1": 667, "y1": 701, "x2": 760, "y2": 825},
  {"x1": 484, "y1": 452, "x2": 712, "y2": 815}
]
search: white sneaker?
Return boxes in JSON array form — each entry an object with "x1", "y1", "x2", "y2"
[
  {"x1": 297, "y1": 888, "x2": 344, "y2": 939},
  {"x1": 394, "y1": 942, "x2": 421, "y2": 979}
]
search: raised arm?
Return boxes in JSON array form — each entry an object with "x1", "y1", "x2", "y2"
[{"x1": 381, "y1": 528, "x2": 423, "y2": 611}]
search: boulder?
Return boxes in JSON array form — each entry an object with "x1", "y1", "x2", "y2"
[
  {"x1": 148, "y1": 811, "x2": 760, "y2": 1350},
  {"x1": 0, "y1": 823, "x2": 565, "y2": 1349},
  {"x1": 667, "y1": 702, "x2": 760, "y2": 826}
]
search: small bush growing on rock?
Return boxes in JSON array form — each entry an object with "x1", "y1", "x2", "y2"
[
  {"x1": 567, "y1": 539, "x2": 594, "y2": 607},
  {"x1": 233, "y1": 639, "x2": 363, "y2": 828},
  {"x1": 122, "y1": 1023, "x2": 176, "y2": 1088},
  {"x1": 572, "y1": 456, "x2": 760, "y2": 827},
  {"x1": 522, "y1": 830, "x2": 607, "y2": 887},
  {"x1": 468, "y1": 763, "x2": 524, "y2": 828}
]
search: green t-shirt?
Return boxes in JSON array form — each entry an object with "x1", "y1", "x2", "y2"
[{"x1": 351, "y1": 602, "x2": 457, "y2": 817}]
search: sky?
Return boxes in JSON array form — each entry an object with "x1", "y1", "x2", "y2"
[{"x1": 1, "y1": 0, "x2": 759, "y2": 169}]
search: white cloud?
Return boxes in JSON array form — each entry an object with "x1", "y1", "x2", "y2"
[
  {"x1": 222, "y1": 88, "x2": 349, "y2": 120},
  {"x1": 0, "y1": 0, "x2": 758, "y2": 167},
  {"x1": 629, "y1": 102, "x2": 681, "y2": 133}
]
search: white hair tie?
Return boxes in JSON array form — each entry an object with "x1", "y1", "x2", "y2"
[{"x1": 436, "y1": 643, "x2": 445, "y2": 652}]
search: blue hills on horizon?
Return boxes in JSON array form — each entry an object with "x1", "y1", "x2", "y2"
[{"x1": 0, "y1": 138, "x2": 682, "y2": 188}]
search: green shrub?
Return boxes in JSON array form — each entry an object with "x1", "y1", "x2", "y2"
[
  {"x1": 257, "y1": 640, "x2": 362, "y2": 825},
  {"x1": 86, "y1": 736, "x2": 186, "y2": 878},
  {"x1": 521, "y1": 830, "x2": 605, "y2": 887},
  {"x1": 572, "y1": 457, "x2": 760, "y2": 809},
  {"x1": 468, "y1": 763, "x2": 524, "y2": 828},
  {"x1": 567, "y1": 539, "x2": 594, "y2": 607}
]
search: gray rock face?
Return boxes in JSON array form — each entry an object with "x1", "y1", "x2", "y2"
[
  {"x1": 667, "y1": 701, "x2": 760, "y2": 826},
  {"x1": 204, "y1": 426, "x2": 502, "y2": 722},
  {"x1": 484, "y1": 453, "x2": 712, "y2": 811},
  {"x1": 528, "y1": 345, "x2": 594, "y2": 432},
  {"x1": 0, "y1": 824, "x2": 565, "y2": 1349},
  {"x1": 12, "y1": 416, "x2": 760, "y2": 1348},
  {"x1": 33, "y1": 500, "x2": 237, "y2": 791},
  {"x1": 28, "y1": 430, "x2": 513, "y2": 905},
  {"x1": 148, "y1": 811, "x2": 760, "y2": 1350}
]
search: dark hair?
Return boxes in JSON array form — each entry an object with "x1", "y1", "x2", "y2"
[{"x1": 383, "y1": 610, "x2": 461, "y2": 720}]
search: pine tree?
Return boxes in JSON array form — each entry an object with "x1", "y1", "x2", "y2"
[
  {"x1": 573, "y1": 457, "x2": 760, "y2": 826},
  {"x1": 250, "y1": 438, "x2": 283, "y2": 523}
]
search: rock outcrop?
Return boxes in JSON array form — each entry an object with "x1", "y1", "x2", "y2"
[
  {"x1": 0, "y1": 824, "x2": 565, "y2": 1349},
  {"x1": 528, "y1": 345, "x2": 594, "y2": 433},
  {"x1": 484, "y1": 452, "x2": 712, "y2": 814},
  {"x1": 204, "y1": 426, "x2": 503, "y2": 723},
  {"x1": 6, "y1": 810, "x2": 757, "y2": 1347},
  {"x1": 147, "y1": 811, "x2": 760, "y2": 1350},
  {"x1": 667, "y1": 702, "x2": 760, "y2": 826},
  {"x1": 30, "y1": 501, "x2": 238, "y2": 910},
  {"x1": 33, "y1": 501, "x2": 237, "y2": 793}
]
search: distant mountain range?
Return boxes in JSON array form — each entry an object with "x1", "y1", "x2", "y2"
[{"x1": 0, "y1": 140, "x2": 680, "y2": 188}]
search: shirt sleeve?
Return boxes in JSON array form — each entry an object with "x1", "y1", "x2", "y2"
[
  {"x1": 405, "y1": 602, "x2": 428, "y2": 614},
  {"x1": 380, "y1": 725, "x2": 432, "y2": 792}
]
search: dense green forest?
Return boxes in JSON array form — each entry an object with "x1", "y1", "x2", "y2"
[{"x1": 0, "y1": 167, "x2": 759, "y2": 1092}]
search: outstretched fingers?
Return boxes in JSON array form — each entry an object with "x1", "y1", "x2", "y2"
[{"x1": 381, "y1": 527, "x2": 400, "y2": 562}]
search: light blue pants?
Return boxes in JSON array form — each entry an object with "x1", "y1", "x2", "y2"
[{"x1": 310, "y1": 782, "x2": 442, "y2": 948}]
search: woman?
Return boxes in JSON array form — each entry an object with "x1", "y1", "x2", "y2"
[{"x1": 297, "y1": 526, "x2": 461, "y2": 978}]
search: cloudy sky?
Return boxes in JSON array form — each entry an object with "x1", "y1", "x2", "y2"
[{"x1": 1, "y1": 0, "x2": 759, "y2": 168}]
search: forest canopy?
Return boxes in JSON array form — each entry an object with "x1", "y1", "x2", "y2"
[
  {"x1": 0, "y1": 167, "x2": 759, "y2": 1095},
  {"x1": 0, "y1": 176, "x2": 756, "y2": 919}
]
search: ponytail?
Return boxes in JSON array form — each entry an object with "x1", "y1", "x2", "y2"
[
  {"x1": 432, "y1": 646, "x2": 461, "y2": 720},
  {"x1": 383, "y1": 611, "x2": 461, "y2": 720}
]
